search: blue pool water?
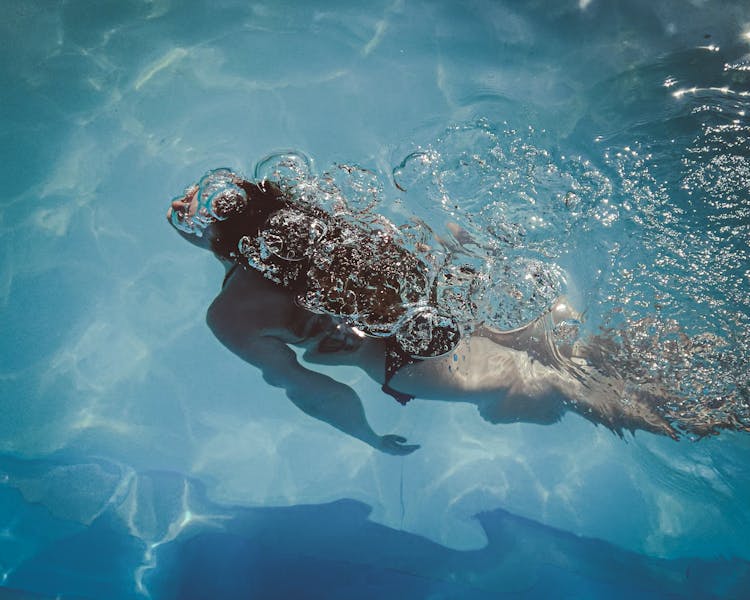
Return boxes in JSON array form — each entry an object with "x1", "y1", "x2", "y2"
[{"x1": 1, "y1": 0, "x2": 749, "y2": 598}]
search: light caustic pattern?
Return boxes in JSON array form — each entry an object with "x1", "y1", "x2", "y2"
[{"x1": 255, "y1": 117, "x2": 749, "y2": 436}]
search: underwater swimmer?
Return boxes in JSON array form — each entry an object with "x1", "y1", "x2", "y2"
[{"x1": 166, "y1": 168, "x2": 679, "y2": 454}]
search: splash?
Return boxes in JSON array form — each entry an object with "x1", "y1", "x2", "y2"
[{"x1": 591, "y1": 84, "x2": 750, "y2": 435}]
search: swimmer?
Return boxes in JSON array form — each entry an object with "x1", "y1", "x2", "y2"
[{"x1": 166, "y1": 167, "x2": 681, "y2": 454}]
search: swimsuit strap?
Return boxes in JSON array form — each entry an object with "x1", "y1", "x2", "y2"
[
  {"x1": 221, "y1": 262, "x2": 241, "y2": 289},
  {"x1": 382, "y1": 338, "x2": 416, "y2": 405}
]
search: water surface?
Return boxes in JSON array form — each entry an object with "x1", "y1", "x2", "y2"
[{"x1": 1, "y1": 0, "x2": 749, "y2": 598}]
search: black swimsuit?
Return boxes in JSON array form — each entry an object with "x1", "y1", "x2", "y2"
[{"x1": 382, "y1": 340, "x2": 417, "y2": 404}]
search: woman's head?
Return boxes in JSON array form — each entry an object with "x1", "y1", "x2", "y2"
[
  {"x1": 166, "y1": 168, "x2": 287, "y2": 256},
  {"x1": 166, "y1": 168, "x2": 248, "y2": 245}
]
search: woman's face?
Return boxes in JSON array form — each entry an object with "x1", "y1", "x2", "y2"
[
  {"x1": 166, "y1": 169, "x2": 248, "y2": 245},
  {"x1": 165, "y1": 184, "x2": 216, "y2": 250},
  {"x1": 166, "y1": 185, "x2": 199, "y2": 231}
]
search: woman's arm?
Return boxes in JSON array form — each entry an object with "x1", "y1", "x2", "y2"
[{"x1": 207, "y1": 309, "x2": 419, "y2": 455}]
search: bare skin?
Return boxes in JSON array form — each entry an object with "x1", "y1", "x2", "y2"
[{"x1": 167, "y1": 178, "x2": 678, "y2": 455}]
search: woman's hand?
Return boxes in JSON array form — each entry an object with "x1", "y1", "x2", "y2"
[{"x1": 378, "y1": 434, "x2": 420, "y2": 455}]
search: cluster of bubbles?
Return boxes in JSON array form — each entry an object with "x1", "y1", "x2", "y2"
[
  {"x1": 254, "y1": 122, "x2": 614, "y2": 337},
  {"x1": 391, "y1": 121, "x2": 623, "y2": 333},
  {"x1": 251, "y1": 151, "x2": 461, "y2": 357},
  {"x1": 249, "y1": 122, "x2": 611, "y2": 360}
]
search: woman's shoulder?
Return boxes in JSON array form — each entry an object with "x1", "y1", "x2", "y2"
[{"x1": 207, "y1": 266, "x2": 297, "y2": 335}]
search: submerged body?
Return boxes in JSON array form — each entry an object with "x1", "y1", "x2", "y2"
[
  {"x1": 167, "y1": 167, "x2": 680, "y2": 454},
  {"x1": 207, "y1": 254, "x2": 676, "y2": 453}
]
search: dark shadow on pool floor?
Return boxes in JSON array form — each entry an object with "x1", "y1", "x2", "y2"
[
  {"x1": 2, "y1": 467, "x2": 749, "y2": 600},
  {"x1": 148, "y1": 498, "x2": 749, "y2": 600}
]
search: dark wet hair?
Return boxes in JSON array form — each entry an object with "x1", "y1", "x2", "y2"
[{"x1": 207, "y1": 181, "x2": 288, "y2": 260}]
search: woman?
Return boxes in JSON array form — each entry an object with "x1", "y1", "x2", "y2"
[{"x1": 166, "y1": 167, "x2": 678, "y2": 454}]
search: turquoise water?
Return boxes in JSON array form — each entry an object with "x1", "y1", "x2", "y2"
[{"x1": 1, "y1": 0, "x2": 749, "y2": 598}]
